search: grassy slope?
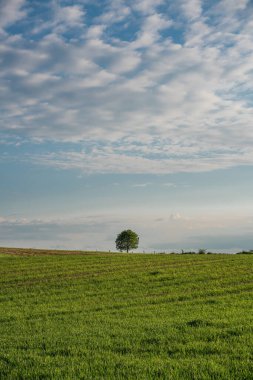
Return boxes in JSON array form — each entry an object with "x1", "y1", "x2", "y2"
[{"x1": 0, "y1": 248, "x2": 252, "y2": 379}]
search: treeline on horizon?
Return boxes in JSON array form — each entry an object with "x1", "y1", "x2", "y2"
[
  {"x1": 1, "y1": 247, "x2": 253, "y2": 255},
  {"x1": 158, "y1": 249, "x2": 253, "y2": 255},
  {"x1": 178, "y1": 249, "x2": 253, "y2": 255}
]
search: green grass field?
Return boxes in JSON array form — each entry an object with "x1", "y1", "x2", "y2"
[{"x1": 0, "y1": 248, "x2": 252, "y2": 379}]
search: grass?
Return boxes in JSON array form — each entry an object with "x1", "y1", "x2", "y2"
[{"x1": 0, "y1": 248, "x2": 252, "y2": 379}]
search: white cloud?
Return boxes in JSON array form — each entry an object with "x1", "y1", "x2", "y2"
[
  {"x1": 96, "y1": 0, "x2": 130, "y2": 24},
  {"x1": 1, "y1": 211, "x2": 253, "y2": 252},
  {"x1": 133, "y1": 12, "x2": 173, "y2": 48},
  {"x1": 215, "y1": 0, "x2": 249, "y2": 15},
  {"x1": 132, "y1": 0, "x2": 165, "y2": 15},
  {"x1": 180, "y1": 0, "x2": 202, "y2": 20},
  {"x1": 77, "y1": 69, "x2": 116, "y2": 88},
  {"x1": 30, "y1": 3, "x2": 85, "y2": 37},
  {"x1": 0, "y1": 0, "x2": 26, "y2": 30},
  {"x1": 57, "y1": 5, "x2": 85, "y2": 26},
  {"x1": 26, "y1": 72, "x2": 60, "y2": 85},
  {"x1": 0, "y1": 0, "x2": 253, "y2": 173},
  {"x1": 22, "y1": 144, "x2": 253, "y2": 174}
]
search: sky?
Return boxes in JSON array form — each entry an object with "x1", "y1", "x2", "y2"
[{"x1": 0, "y1": 0, "x2": 253, "y2": 252}]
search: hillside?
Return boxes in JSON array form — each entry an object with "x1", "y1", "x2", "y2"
[{"x1": 0, "y1": 248, "x2": 252, "y2": 379}]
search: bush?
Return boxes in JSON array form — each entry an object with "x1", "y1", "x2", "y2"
[
  {"x1": 236, "y1": 250, "x2": 253, "y2": 254},
  {"x1": 198, "y1": 248, "x2": 207, "y2": 254}
]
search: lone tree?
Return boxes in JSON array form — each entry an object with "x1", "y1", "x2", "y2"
[{"x1": 115, "y1": 229, "x2": 139, "y2": 253}]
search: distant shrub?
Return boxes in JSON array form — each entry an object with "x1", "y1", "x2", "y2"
[
  {"x1": 198, "y1": 249, "x2": 207, "y2": 254},
  {"x1": 237, "y1": 250, "x2": 253, "y2": 254}
]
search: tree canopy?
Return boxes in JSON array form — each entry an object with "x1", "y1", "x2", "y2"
[{"x1": 115, "y1": 230, "x2": 139, "y2": 253}]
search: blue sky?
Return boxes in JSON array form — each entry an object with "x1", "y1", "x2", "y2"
[{"x1": 0, "y1": 0, "x2": 253, "y2": 252}]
